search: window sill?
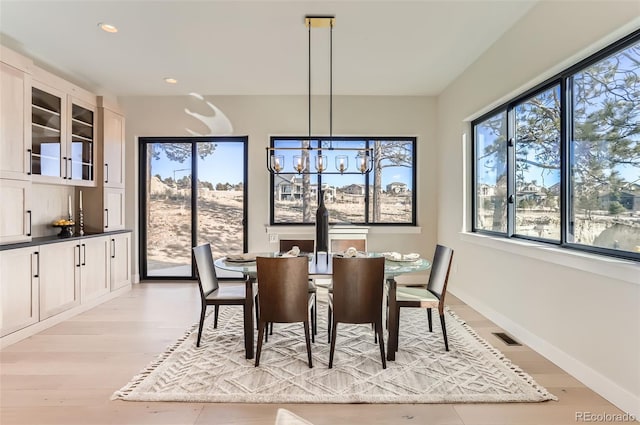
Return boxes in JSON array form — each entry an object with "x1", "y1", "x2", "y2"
[
  {"x1": 265, "y1": 225, "x2": 422, "y2": 235},
  {"x1": 459, "y1": 232, "x2": 639, "y2": 285}
]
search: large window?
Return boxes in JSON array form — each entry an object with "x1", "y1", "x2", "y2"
[
  {"x1": 472, "y1": 30, "x2": 640, "y2": 261},
  {"x1": 270, "y1": 137, "x2": 416, "y2": 225}
]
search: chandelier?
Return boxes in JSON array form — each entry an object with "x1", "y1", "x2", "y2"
[{"x1": 266, "y1": 16, "x2": 374, "y2": 175}]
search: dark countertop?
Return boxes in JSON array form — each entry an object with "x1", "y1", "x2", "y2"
[{"x1": 0, "y1": 229, "x2": 132, "y2": 251}]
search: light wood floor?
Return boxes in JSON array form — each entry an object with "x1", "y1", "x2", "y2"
[{"x1": 0, "y1": 283, "x2": 628, "y2": 425}]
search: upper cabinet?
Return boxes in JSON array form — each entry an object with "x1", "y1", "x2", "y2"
[
  {"x1": 68, "y1": 97, "x2": 96, "y2": 186},
  {"x1": 30, "y1": 67, "x2": 96, "y2": 187},
  {"x1": 0, "y1": 49, "x2": 32, "y2": 181},
  {"x1": 99, "y1": 99, "x2": 125, "y2": 189},
  {"x1": 31, "y1": 82, "x2": 65, "y2": 183}
]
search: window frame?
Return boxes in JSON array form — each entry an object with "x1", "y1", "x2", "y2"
[
  {"x1": 471, "y1": 29, "x2": 640, "y2": 262},
  {"x1": 269, "y1": 136, "x2": 417, "y2": 226}
]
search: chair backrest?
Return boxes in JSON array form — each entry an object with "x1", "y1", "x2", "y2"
[
  {"x1": 256, "y1": 256, "x2": 309, "y2": 323},
  {"x1": 426, "y1": 244, "x2": 454, "y2": 301},
  {"x1": 331, "y1": 239, "x2": 366, "y2": 253},
  {"x1": 279, "y1": 239, "x2": 314, "y2": 254},
  {"x1": 192, "y1": 244, "x2": 219, "y2": 299},
  {"x1": 331, "y1": 256, "x2": 385, "y2": 324}
]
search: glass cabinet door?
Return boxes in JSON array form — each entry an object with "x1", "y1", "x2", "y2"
[
  {"x1": 31, "y1": 86, "x2": 63, "y2": 179},
  {"x1": 69, "y1": 102, "x2": 94, "y2": 183}
]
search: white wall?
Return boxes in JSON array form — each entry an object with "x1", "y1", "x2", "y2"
[
  {"x1": 436, "y1": 1, "x2": 640, "y2": 417},
  {"x1": 119, "y1": 95, "x2": 436, "y2": 282}
]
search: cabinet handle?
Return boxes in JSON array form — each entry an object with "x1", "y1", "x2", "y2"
[
  {"x1": 26, "y1": 210, "x2": 32, "y2": 237},
  {"x1": 27, "y1": 149, "x2": 32, "y2": 175},
  {"x1": 76, "y1": 244, "x2": 81, "y2": 267},
  {"x1": 33, "y1": 251, "x2": 40, "y2": 278},
  {"x1": 104, "y1": 209, "x2": 109, "y2": 229},
  {"x1": 68, "y1": 157, "x2": 73, "y2": 180},
  {"x1": 63, "y1": 156, "x2": 68, "y2": 179},
  {"x1": 111, "y1": 238, "x2": 116, "y2": 259},
  {"x1": 82, "y1": 243, "x2": 86, "y2": 266},
  {"x1": 105, "y1": 163, "x2": 109, "y2": 183}
]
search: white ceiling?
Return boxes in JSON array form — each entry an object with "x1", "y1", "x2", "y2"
[{"x1": 0, "y1": 0, "x2": 536, "y2": 97}]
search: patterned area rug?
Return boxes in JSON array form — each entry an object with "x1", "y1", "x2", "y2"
[{"x1": 112, "y1": 300, "x2": 556, "y2": 403}]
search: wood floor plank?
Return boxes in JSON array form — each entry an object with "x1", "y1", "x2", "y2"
[{"x1": 0, "y1": 282, "x2": 628, "y2": 425}]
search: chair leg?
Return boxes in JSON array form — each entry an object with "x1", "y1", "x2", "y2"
[
  {"x1": 327, "y1": 305, "x2": 332, "y2": 343},
  {"x1": 269, "y1": 322, "x2": 273, "y2": 335},
  {"x1": 329, "y1": 322, "x2": 338, "y2": 368},
  {"x1": 303, "y1": 321, "x2": 313, "y2": 368},
  {"x1": 373, "y1": 323, "x2": 377, "y2": 343},
  {"x1": 213, "y1": 305, "x2": 219, "y2": 329},
  {"x1": 310, "y1": 302, "x2": 316, "y2": 344},
  {"x1": 265, "y1": 323, "x2": 269, "y2": 343},
  {"x1": 376, "y1": 321, "x2": 386, "y2": 369},
  {"x1": 394, "y1": 305, "x2": 401, "y2": 353},
  {"x1": 255, "y1": 295, "x2": 259, "y2": 330},
  {"x1": 427, "y1": 308, "x2": 433, "y2": 332},
  {"x1": 196, "y1": 303, "x2": 207, "y2": 347},
  {"x1": 313, "y1": 296, "x2": 318, "y2": 336},
  {"x1": 439, "y1": 313, "x2": 449, "y2": 351},
  {"x1": 255, "y1": 321, "x2": 266, "y2": 367}
]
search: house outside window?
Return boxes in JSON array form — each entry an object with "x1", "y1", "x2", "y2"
[{"x1": 270, "y1": 137, "x2": 417, "y2": 226}]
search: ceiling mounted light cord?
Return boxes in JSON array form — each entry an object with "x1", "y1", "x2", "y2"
[{"x1": 266, "y1": 16, "x2": 373, "y2": 175}]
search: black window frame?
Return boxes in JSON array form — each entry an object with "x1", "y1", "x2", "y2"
[
  {"x1": 269, "y1": 136, "x2": 417, "y2": 226},
  {"x1": 472, "y1": 29, "x2": 640, "y2": 262}
]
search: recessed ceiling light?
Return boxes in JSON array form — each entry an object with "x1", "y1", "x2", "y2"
[
  {"x1": 164, "y1": 78, "x2": 178, "y2": 84},
  {"x1": 98, "y1": 22, "x2": 118, "y2": 33}
]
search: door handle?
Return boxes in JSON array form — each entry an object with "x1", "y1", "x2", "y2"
[
  {"x1": 33, "y1": 251, "x2": 40, "y2": 278},
  {"x1": 82, "y1": 243, "x2": 86, "y2": 266},
  {"x1": 63, "y1": 156, "x2": 68, "y2": 179},
  {"x1": 111, "y1": 238, "x2": 116, "y2": 259},
  {"x1": 76, "y1": 244, "x2": 81, "y2": 267},
  {"x1": 104, "y1": 209, "x2": 109, "y2": 229},
  {"x1": 105, "y1": 163, "x2": 109, "y2": 183},
  {"x1": 68, "y1": 157, "x2": 73, "y2": 180},
  {"x1": 26, "y1": 210, "x2": 32, "y2": 237},
  {"x1": 27, "y1": 149, "x2": 32, "y2": 175}
]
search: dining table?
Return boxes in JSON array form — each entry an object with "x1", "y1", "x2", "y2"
[{"x1": 214, "y1": 252, "x2": 431, "y2": 360}]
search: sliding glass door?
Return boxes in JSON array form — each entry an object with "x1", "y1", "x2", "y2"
[{"x1": 139, "y1": 137, "x2": 247, "y2": 279}]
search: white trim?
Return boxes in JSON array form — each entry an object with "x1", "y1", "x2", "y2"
[
  {"x1": 265, "y1": 225, "x2": 422, "y2": 235},
  {"x1": 450, "y1": 286, "x2": 640, "y2": 419},
  {"x1": 0, "y1": 285, "x2": 131, "y2": 348},
  {"x1": 459, "y1": 232, "x2": 639, "y2": 285}
]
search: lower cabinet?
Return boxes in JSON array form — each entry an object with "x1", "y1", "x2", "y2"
[
  {"x1": 0, "y1": 247, "x2": 39, "y2": 336},
  {"x1": 80, "y1": 236, "x2": 110, "y2": 303},
  {"x1": 39, "y1": 240, "x2": 81, "y2": 320},
  {"x1": 110, "y1": 232, "x2": 130, "y2": 290},
  {"x1": 1, "y1": 232, "x2": 131, "y2": 342}
]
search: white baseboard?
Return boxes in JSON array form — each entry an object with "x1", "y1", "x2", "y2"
[
  {"x1": 450, "y1": 287, "x2": 640, "y2": 420},
  {"x1": 133, "y1": 273, "x2": 140, "y2": 283},
  {"x1": 0, "y1": 285, "x2": 131, "y2": 349}
]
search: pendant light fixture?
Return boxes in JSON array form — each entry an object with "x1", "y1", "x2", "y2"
[{"x1": 266, "y1": 15, "x2": 374, "y2": 175}]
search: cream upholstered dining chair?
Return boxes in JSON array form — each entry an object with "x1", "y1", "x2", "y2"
[
  {"x1": 192, "y1": 244, "x2": 258, "y2": 351},
  {"x1": 328, "y1": 256, "x2": 386, "y2": 369},
  {"x1": 387, "y1": 244, "x2": 454, "y2": 358},
  {"x1": 255, "y1": 256, "x2": 315, "y2": 368}
]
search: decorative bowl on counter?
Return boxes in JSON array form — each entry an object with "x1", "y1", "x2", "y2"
[{"x1": 52, "y1": 219, "x2": 75, "y2": 238}]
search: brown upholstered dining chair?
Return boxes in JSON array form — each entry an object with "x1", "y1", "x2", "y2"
[
  {"x1": 279, "y1": 239, "x2": 318, "y2": 336},
  {"x1": 388, "y1": 244, "x2": 454, "y2": 359},
  {"x1": 255, "y1": 256, "x2": 315, "y2": 368},
  {"x1": 328, "y1": 256, "x2": 386, "y2": 369},
  {"x1": 192, "y1": 244, "x2": 258, "y2": 353}
]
